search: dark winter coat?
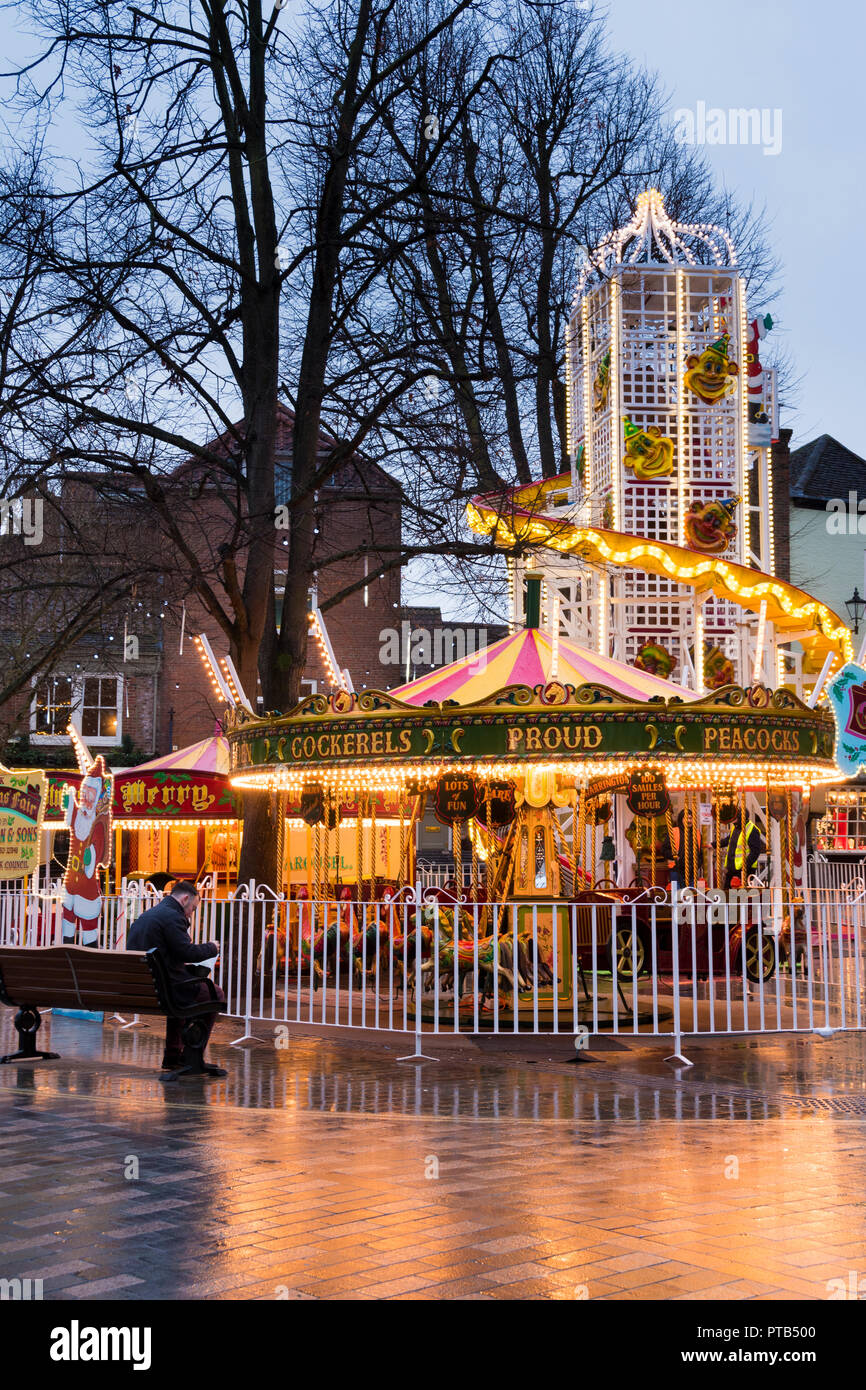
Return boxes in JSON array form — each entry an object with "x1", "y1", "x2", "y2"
[{"x1": 127, "y1": 896, "x2": 218, "y2": 1006}]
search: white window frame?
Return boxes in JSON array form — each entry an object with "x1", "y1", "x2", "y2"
[{"x1": 31, "y1": 673, "x2": 124, "y2": 746}]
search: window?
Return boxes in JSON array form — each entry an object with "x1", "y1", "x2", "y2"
[
  {"x1": 818, "y1": 791, "x2": 866, "y2": 853},
  {"x1": 82, "y1": 678, "x2": 119, "y2": 739},
  {"x1": 31, "y1": 675, "x2": 122, "y2": 744},
  {"x1": 33, "y1": 677, "x2": 74, "y2": 736}
]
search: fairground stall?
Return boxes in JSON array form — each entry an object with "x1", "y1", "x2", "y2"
[{"x1": 39, "y1": 734, "x2": 241, "y2": 894}]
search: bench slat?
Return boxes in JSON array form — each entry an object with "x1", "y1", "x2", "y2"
[{"x1": 0, "y1": 945, "x2": 223, "y2": 1020}]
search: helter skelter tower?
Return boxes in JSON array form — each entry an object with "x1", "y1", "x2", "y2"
[{"x1": 557, "y1": 189, "x2": 778, "y2": 689}]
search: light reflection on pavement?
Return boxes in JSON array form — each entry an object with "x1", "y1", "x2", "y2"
[{"x1": 1, "y1": 1010, "x2": 866, "y2": 1300}]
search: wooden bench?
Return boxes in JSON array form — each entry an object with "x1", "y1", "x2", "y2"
[{"x1": 0, "y1": 945, "x2": 226, "y2": 1079}]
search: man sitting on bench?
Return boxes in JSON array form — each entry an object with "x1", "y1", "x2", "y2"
[{"x1": 127, "y1": 881, "x2": 227, "y2": 1075}]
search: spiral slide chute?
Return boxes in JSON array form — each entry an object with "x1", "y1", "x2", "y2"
[{"x1": 467, "y1": 485, "x2": 852, "y2": 676}]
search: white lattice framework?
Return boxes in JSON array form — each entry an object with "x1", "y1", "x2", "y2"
[{"x1": 519, "y1": 191, "x2": 778, "y2": 693}]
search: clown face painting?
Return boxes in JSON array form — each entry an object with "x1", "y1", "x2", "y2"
[{"x1": 683, "y1": 333, "x2": 739, "y2": 404}]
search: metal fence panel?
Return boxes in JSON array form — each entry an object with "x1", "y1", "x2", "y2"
[{"x1": 1, "y1": 884, "x2": 864, "y2": 1043}]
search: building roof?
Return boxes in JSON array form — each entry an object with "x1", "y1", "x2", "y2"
[
  {"x1": 791, "y1": 434, "x2": 866, "y2": 503},
  {"x1": 175, "y1": 402, "x2": 399, "y2": 499}
]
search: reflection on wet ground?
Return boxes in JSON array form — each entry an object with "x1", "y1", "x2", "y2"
[
  {"x1": 2, "y1": 1009, "x2": 866, "y2": 1300},
  {"x1": 2, "y1": 1010, "x2": 866, "y2": 1122}
]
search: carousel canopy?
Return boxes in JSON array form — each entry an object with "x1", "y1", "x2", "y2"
[
  {"x1": 389, "y1": 627, "x2": 693, "y2": 706},
  {"x1": 135, "y1": 734, "x2": 230, "y2": 775}
]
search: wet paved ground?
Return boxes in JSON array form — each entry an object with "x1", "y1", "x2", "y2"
[{"x1": 1, "y1": 1009, "x2": 866, "y2": 1300}]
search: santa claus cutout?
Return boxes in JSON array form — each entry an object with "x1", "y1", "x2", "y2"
[{"x1": 61, "y1": 753, "x2": 112, "y2": 947}]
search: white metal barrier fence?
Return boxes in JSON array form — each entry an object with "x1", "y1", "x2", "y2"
[
  {"x1": 808, "y1": 855, "x2": 866, "y2": 898},
  {"x1": 1, "y1": 885, "x2": 863, "y2": 1049}
]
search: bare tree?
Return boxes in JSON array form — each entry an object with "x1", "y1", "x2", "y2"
[
  {"x1": 1, "y1": 0, "x2": 502, "y2": 884},
  {"x1": 0, "y1": 0, "x2": 779, "y2": 888}
]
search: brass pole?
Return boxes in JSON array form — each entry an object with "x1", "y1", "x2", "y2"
[
  {"x1": 398, "y1": 792, "x2": 406, "y2": 892},
  {"x1": 453, "y1": 818, "x2": 463, "y2": 895},
  {"x1": 686, "y1": 791, "x2": 693, "y2": 884},
  {"x1": 739, "y1": 785, "x2": 748, "y2": 884},
  {"x1": 591, "y1": 816, "x2": 597, "y2": 887},
  {"x1": 313, "y1": 822, "x2": 322, "y2": 899},
  {"x1": 355, "y1": 794, "x2": 364, "y2": 901},
  {"x1": 323, "y1": 789, "x2": 331, "y2": 900},
  {"x1": 577, "y1": 788, "x2": 586, "y2": 886},
  {"x1": 665, "y1": 805, "x2": 676, "y2": 885}
]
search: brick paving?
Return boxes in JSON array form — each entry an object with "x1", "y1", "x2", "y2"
[{"x1": 1, "y1": 1010, "x2": 866, "y2": 1299}]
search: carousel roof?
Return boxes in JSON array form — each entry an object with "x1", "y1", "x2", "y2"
[
  {"x1": 135, "y1": 734, "x2": 230, "y2": 775},
  {"x1": 389, "y1": 627, "x2": 693, "y2": 706}
]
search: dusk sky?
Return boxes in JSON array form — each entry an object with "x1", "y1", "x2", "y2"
[
  {"x1": 606, "y1": 0, "x2": 863, "y2": 456},
  {"x1": 2, "y1": 1, "x2": 859, "y2": 457}
]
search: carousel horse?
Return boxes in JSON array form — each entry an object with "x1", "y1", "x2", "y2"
[{"x1": 417, "y1": 906, "x2": 556, "y2": 1006}]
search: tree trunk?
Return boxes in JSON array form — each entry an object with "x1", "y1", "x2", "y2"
[{"x1": 237, "y1": 792, "x2": 282, "y2": 893}]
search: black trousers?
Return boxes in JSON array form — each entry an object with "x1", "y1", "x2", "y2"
[{"x1": 164, "y1": 979, "x2": 226, "y2": 1056}]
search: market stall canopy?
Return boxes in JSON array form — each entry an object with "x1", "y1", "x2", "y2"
[
  {"x1": 467, "y1": 477, "x2": 853, "y2": 675},
  {"x1": 134, "y1": 734, "x2": 230, "y2": 775},
  {"x1": 42, "y1": 733, "x2": 236, "y2": 826},
  {"x1": 390, "y1": 626, "x2": 693, "y2": 706}
]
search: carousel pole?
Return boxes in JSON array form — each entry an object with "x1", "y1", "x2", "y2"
[
  {"x1": 786, "y1": 788, "x2": 796, "y2": 901},
  {"x1": 577, "y1": 787, "x2": 586, "y2": 889},
  {"x1": 313, "y1": 822, "x2": 322, "y2": 900},
  {"x1": 714, "y1": 796, "x2": 722, "y2": 890},
  {"x1": 276, "y1": 796, "x2": 286, "y2": 897},
  {"x1": 739, "y1": 785, "x2": 748, "y2": 883},
  {"x1": 356, "y1": 793, "x2": 365, "y2": 902},
  {"x1": 486, "y1": 794, "x2": 494, "y2": 903},
  {"x1": 696, "y1": 791, "x2": 704, "y2": 885},
  {"x1": 398, "y1": 792, "x2": 406, "y2": 894},
  {"x1": 322, "y1": 790, "x2": 331, "y2": 901},
  {"x1": 453, "y1": 819, "x2": 463, "y2": 895},
  {"x1": 686, "y1": 789, "x2": 695, "y2": 884},
  {"x1": 767, "y1": 784, "x2": 784, "y2": 934},
  {"x1": 665, "y1": 805, "x2": 676, "y2": 893},
  {"x1": 370, "y1": 795, "x2": 377, "y2": 902}
]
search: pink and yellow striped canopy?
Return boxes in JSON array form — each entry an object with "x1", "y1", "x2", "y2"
[
  {"x1": 135, "y1": 734, "x2": 230, "y2": 775},
  {"x1": 390, "y1": 628, "x2": 692, "y2": 706}
]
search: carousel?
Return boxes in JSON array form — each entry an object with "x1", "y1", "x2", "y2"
[{"x1": 225, "y1": 591, "x2": 840, "y2": 1012}]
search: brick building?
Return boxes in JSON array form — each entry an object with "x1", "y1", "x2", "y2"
[{"x1": 3, "y1": 407, "x2": 405, "y2": 765}]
